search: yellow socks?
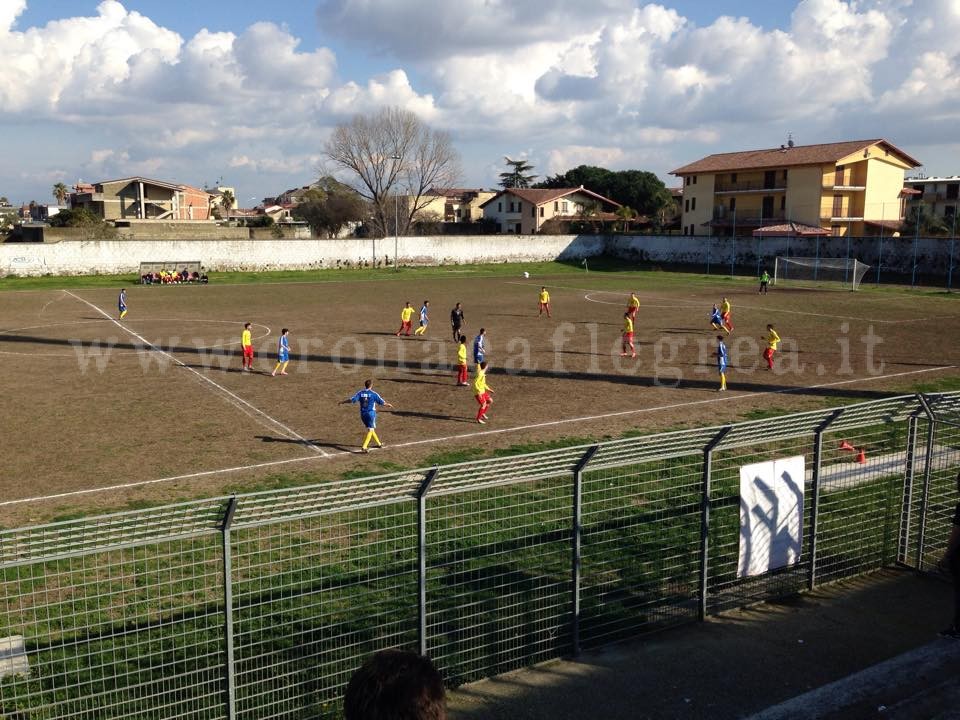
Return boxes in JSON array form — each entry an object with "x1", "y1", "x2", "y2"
[{"x1": 362, "y1": 429, "x2": 381, "y2": 449}]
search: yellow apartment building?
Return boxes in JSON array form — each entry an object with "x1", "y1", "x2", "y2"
[{"x1": 671, "y1": 139, "x2": 920, "y2": 237}]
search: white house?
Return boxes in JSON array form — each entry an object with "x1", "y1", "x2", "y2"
[{"x1": 480, "y1": 187, "x2": 620, "y2": 234}]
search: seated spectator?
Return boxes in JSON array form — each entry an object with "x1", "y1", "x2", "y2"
[
  {"x1": 200, "y1": 272, "x2": 209, "y2": 284},
  {"x1": 344, "y1": 649, "x2": 445, "y2": 720},
  {"x1": 190, "y1": 271, "x2": 200, "y2": 282},
  {"x1": 180, "y1": 268, "x2": 189, "y2": 282}
]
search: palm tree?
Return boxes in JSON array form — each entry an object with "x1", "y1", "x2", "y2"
[
  {"x1": 52, "y1": 182, "x2": 69, "y2": 206},
  {"x1": 615, "y1": 205, "x2": 637, "y2": 232},
  {"x1": 578, "y1": 200, "x2": 602, "y2": 233},
  {"x1": 220, "y1": 189, "x2": 235, "y2": 211}
]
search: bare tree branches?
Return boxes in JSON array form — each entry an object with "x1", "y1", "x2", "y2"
[{"x1": 324, "y1": 106, "x2": 461, "y2": 237}]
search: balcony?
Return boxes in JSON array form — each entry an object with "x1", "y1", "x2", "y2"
[
  {"x1": 714, "y1": 180, "x2": 787, "y2": 193},
  {"x1": 820, "y1": 211, "x2": 865, "y2": 222},
  {"x1": 710, "y1": 209, "x2": 786, "y2": 227},
  {"x1": 822, "y1": 180, "x2": 866, "y2": 191}
]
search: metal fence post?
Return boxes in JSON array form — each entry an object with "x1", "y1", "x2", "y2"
[
  {"x1": 914, "y1": 397, "x2": 937, "y2": 570},
  {"x1": 700, "y1": 427, "x2": 731, "y2": 621},
  {"x1": 571, "y1": 445, "x2": 599, "y2": 657},
  {"x1": 809, "y1": 409, "x2": 843, "y2": 590},
  {"x1": 899, "y1": 415, "x2": 920, "y2": 565},
  {"x1": 417, "y1": 468, "x2": 439, "y2": 657},
  {"x1": 221, "y1": 496, "x2": 239, "y2": 720}
]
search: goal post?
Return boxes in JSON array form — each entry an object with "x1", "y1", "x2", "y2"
[{"x1": 772, "y1": 256, "x2": 870, "y2": 291}]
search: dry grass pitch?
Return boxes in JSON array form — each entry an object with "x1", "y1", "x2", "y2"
[{"x1": 1, "y1": 263, "x2": 958, "y2": 523}]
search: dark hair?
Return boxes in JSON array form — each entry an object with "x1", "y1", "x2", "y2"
[
  {"x1": 717, "y1": 335, "x2": 725, "y2": 341},
  {"x1": 344, "y1": 649, "x2": 446, "y2": 720},
  {"x1": 281, "y1": 328, "x2": 288, "y2": 334},
  {"x1": 459, "y1": 335, "x2": 466, "y2": 343},
  {"x1": 479, "y1": 327, "x2": 485, "y2": 334},
  {"x1": 244, "y1": 322, "x2": 251, "y2": 329},
  {"x1": 364, "y1": 379, "x2": 373, "y2": 389},
  {"x1": 479, "y1": 361, "x2": 487, "y2": 370},
  {"x1": 424, "y1": 300, "x2": 429, "y2": 304}
]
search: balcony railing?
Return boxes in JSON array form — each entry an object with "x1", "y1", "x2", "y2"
[
  {"x1": 714, "y1": 180, "x2": 787, "y2": 193},
  {"x1": 710, "y1": 209, "x2": 786, "y2": 226}
]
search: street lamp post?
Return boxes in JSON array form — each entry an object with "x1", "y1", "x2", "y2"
[{"x1": 390, "y1": 154, "x2": 401, "y2": 271}]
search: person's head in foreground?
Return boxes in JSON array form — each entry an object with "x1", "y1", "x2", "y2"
[{"x1": 344, "y1": 649, "x2": 446, "y2": 720}]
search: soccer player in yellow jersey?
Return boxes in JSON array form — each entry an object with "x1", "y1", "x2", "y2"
[
  {"x1": 473, "y1": 360, "x2": 493, "y2": 423},
  {"x1": 627, "y1": 291, "x2": 640, "y2": 320},
  {"x1": 538, "y1": 287, "x2": 552, "y2": 318},
  {"x1": 241, "y1": 322, "x2": 254, "y2": 372},
  {"x1": 763, "y1": 324, "x2": 781, "y2": 370},
  {"x1": 456, "y1": 334, "x2": 469, "y2": 385},
  {"x1": 396, "y1": 302, "x2": 415, "y2": 336},
  {"x1": 720, "y1": 297, "x2": 734, "y2": 332},
  {"x1": 620, "y1": 312, "x2": 635, "y2": 358}
]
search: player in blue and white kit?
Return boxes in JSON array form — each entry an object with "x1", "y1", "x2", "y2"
[
  {"x1": 709, "y1": 304, "x2": 725, "y2": 333},
  {"x1": 473, "y1": 328, "x2": 487, "y2": 365},
  {"x1": 716, "y1": 334, "x2": 728, "y2": 392},
  {"x1": 271, "y1": 328, "x2": 290, "y2": 376},
  {"x1": 340, "y1": 379, "x2": 393, "y2": 452},
  {"x1": 414, "y1": 300, "x2": 430, "y2": 336},
  {"x1": 118, "y1": 288, "x2": 128, "y2": 320}
]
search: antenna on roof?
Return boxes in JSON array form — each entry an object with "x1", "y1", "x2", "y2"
[{"x1": 787, "y1": 133, "x2": 795, "y2": 148}]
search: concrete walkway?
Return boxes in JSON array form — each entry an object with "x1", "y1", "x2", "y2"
[{"x1": 447, "y1": 569, "x2": 957, "y2": 720}]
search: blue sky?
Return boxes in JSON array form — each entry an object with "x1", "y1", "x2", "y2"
[{"x1": 1, "y1": 0, "x2": 958, "y2": 206}]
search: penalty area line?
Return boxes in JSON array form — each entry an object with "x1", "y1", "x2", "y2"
[
  {"x1": 62, "y1": 290, "x2": 327, "y2": 456},
  {"x1": 3, "y1": 364, "x2": 954, "y2": 507}
]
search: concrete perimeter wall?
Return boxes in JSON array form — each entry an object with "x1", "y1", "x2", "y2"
[
  {"x1": 1, "y1": 233, "x2": 953, "y2": 277},
  {"x1": 0, "y1": 235, "x2": 602, "y2": 276}
]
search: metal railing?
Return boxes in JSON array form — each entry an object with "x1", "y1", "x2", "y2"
[{"x1": 1, "y1": 392, "x2": 958, "y2": 719}]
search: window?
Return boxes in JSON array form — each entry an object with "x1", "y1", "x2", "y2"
[
  {"x1": 946, "y1": 205, "x2": 956, "y2": 217},
  {"x1": 729, "y1": 198, "x2": 736, "y2": 211},
  {"x1": 730, "y1": 173, "x2": 737, "y2": 184},
  {"x1": 531, "y1": 206, "x2": 536, "y2": 218},
  {"x1": 692, "y1": 175, "x2": 697, "y2": 185},
  {"x1": 834, "y1": 166, "x2": 844, "y2": 186},
  {"x1": 498, "y1": 202, "x2": 502, "y2": 212},
  {"x1": 782, "y1": 169, "x2": 788, "y2": 181},
  {"x1": 947, "y1": 184, "x2": 959, "y2": 201},
  {"x1": 832, "y1": 225, "x2": 841, "y2": 236},
  {"x1": 685, "y1": 177, "x2": 690, "y2": 186},
  {"x1": 685, "y1": 199, "x2": 690, "y2": 212},
  {"x1": 780, "y1": 196, "x2": 786, "y2": 211},
  {"x1": 562, "y1": 201, "x2": 569, "y2": 213},
  {"x1": 539, "y1": 206, "x2": 544, "y2": 217},
  {"x1": 554, "y1": 201, "x2": 559, "y2": 211},
  {"x1": 832, "y1": 194, "x2": 843, "y2": 217},
  {"x1": 691, "y1": 197, "x2": 696, "y2": 211}
]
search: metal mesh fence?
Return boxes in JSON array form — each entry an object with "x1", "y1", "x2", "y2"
[{"x1": 1, "y1": 392, "x2": 958, "y2": 719}]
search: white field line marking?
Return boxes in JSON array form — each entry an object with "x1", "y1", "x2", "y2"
[
  {"x1": 62, "y1": 290, "x2": 327, "y2": 456},
  {"x1": 574, "y1": 286, "x2": 957, "y2": 325},
  {"x1": 3, "y1": 364, "x2": 954, "y2": 507}
]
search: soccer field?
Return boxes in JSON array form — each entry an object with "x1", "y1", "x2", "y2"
[{"x1": 2, "y1": 263, "x2": 959, "y2": 523}]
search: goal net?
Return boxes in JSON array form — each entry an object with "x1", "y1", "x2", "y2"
[{"x1": 772, "y1": 256, "x2": 870, "y2": 291}]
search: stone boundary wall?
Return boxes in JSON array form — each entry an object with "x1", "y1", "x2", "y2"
[
  {"x1": 1, "y1": 233, "x2": 954, "y2": 277},
  {"x1": 0, "y1": 235, "x2": 602, "y2": 276}
]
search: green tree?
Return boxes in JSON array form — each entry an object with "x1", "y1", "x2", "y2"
[
  {"x1": 47, "y1": 208, "x2": 104, "y2": 227},
  {"x1": 52, "y1": 182, "x2": 69, "y2": 205},
  {"x1": 292, "y1": 178, "x2": 368, "y2": 237},
  {"x1": 906, "y1": 204, "x2": 949, "y2": 236},
  {"x1": 536, "y1": 165, "x2": 670, "y2": 217},
  {"x1": 499, "y1": 157, "x2": 537, "y2": 188},
  {"x1": 0, "y1": 196, "x2": 9, "y2": 206}
]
